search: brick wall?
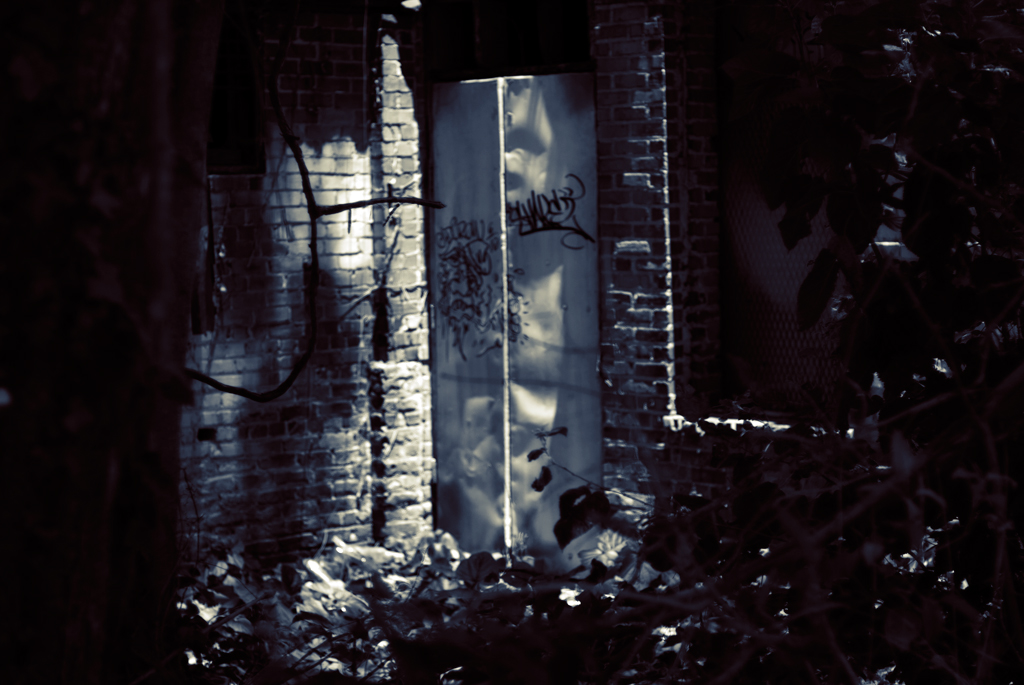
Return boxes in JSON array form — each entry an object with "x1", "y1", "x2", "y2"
[
  {"x1": 181, "y1": 1, "x2": 728, "y2": 560},
  {"x1": 180, "y1": 8, "x2": 433, "y2": 562},
  {"x1": 662, "y1": 1, "x2": 727, "y2": 494},
  {"x1": 669, "y1": 1, "x2": 721, "y2": 400},
  {"x1": 592, "y1": 0, "x2": 724, "y2": 499}
]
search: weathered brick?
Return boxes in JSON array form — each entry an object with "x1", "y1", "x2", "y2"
[
  {"x1": 182, "y1": 0, "x2": 723, "y2": 559},
  {"x1": 621, "y1": 172, "x2": 651, "y2": 187}
]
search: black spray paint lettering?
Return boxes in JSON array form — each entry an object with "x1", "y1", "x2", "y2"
[
  {"x1": 474, "y1": 268, "x2": 525, "y2": 358},
  {"x1": 505, "y1": 174, "x2": 595, "y2": 249},
  {"x1": 436, "y1": 217, "x2": 504, "y2": 360}
]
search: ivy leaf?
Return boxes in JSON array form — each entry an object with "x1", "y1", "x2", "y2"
[
  {"x1": 226, "y1": 616, "x2": 254, "y2": 635},
  {"x1": 456, "y1": 551, "x2": 503, "y2": 587},
  {"x1": 559, "y1": 486, "x2": 591, "y2": 518},
  {"x1": 532, "y1": 466, "x2": 552, "y2": 492},
  {"x1": 555, "y1": 488, "x2": 612, "y2": 548},
  {"x1": 293, "y1": 611, "x2": 334, "y2": 632},
  {"x1": 797, "y1": 248, "x2": 839, "y2": 330},
  {"x1": 527, "y1": 448, "x2": 546, "y2": 462}
]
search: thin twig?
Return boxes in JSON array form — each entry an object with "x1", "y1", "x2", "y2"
[
  {"x1": 976, "y1": 278, "x2": 1024, "y2": 385},
  {"x1": 874, "y1": 390, "x2": 971, "y2": 428},
  {"x1": 840, "y1": 243, "x2": 895, "y2": 375},
  {"x1": 607, "y1": 611, "x2": 667, "y2": 685},
  {"x1": 317, "y1": 195, "x2": 444, "y2": 217},
  {"x1": 128, "y1": 594, "x2": 268, "y2": 685},
  {"x1": 906, "y1": 148, "x2": 1024, "y2": 234},
  {"x1": 822, "y1": 616, "x2": 861, "y2": 685},
  {"x1": 276, "y1": 631, "x2": 357, "y2": 685},
  {"x1": 547, "y1": 459, "x2": 660, "y2": 511},
  {"x1": 185, "y1": 290, "x2": 374, "y2": 401}
]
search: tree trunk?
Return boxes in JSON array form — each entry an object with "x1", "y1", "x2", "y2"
[{"x1": 0, "y1": 1, "x2": 223, "y2": 683}]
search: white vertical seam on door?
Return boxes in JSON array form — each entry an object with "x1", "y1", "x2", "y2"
[{"x1": 497, "y1": 77, "x2": 513, "y2": 557}]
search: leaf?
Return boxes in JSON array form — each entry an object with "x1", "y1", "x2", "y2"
[
  {"x1": 554, "y1": 488, "x2": 612, "y2": 548},
  {"x1": 271, "y1": 599, "x2": 294, "y2": 624},
  {"x1": 797, "y1": 249, "x2": 839, "y2": 330},
  {"x1": 559, "y1": 486, "x2": 591, "y2": 518},
  {"x1": 531, "y1": 466, "x2": 552, "y2": 491},
  {"x1": 226, "y1": 616, "x2": 254, "y2": 635},
  {"x1": 456, "y1": 551, "x2": 503, "y2": 586},
  {"x1": 293, "y1": 611, "x2": 334, "y2": 631},
  {"x1": 527, "y1": 448, "x2": 546, "y2": 462}
]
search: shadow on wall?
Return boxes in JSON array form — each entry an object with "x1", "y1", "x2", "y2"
[
  {"x1": 183, "y1": 167, "x2": 378, "y2": 562},
  {"x1": 183, "y1": 9, "x2": 431, "y2": 562}
]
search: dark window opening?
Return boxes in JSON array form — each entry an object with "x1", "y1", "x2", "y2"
[
  {"x1": 426, "y1": 0, "x2": 591, "y2": 80},
  {"x1": 208, "y1": 13, "x2": 265, "y2": 174}
]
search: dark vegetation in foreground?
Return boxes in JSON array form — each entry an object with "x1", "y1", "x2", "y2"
[{"x1": 171, "y1": 407, "x2": 1022, "y2": 685}]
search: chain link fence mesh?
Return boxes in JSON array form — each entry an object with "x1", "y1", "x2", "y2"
[{"x1": 720, "y1": 101, "x2": 844, "y2": 415}]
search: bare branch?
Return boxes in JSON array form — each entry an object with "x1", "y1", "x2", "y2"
[
  {"x1": 127, "y1": 593, "x2": 268, "y2": 685},
  {"x1": 906, "y1": 148, "x2": 1024, "y2": 234},
  {"x1": 316, "y1": 195, "x2": 444, "y2": 218},
  {"x1": 185, "y1": 290, "x2": 374, "y2": 402}
]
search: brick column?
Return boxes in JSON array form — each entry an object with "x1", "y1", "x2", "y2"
[
  {"x1": 593, "y1": 0, "x2": 722, "y2": 498},
  {"x1": 367, "y1": 27, "x2": 433, "y2": 554},
  {"x1": 593, "y1": 1, "x2": 674, "y2": 493},
  {"x1": 664, "y1": 1, "x2": 726, "y2": 497}
]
